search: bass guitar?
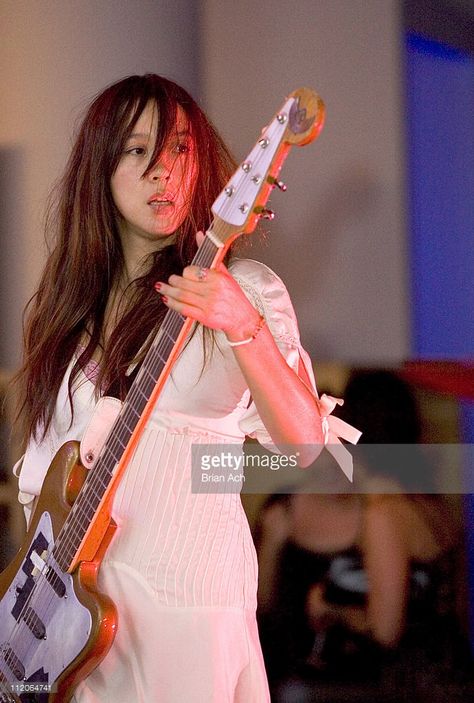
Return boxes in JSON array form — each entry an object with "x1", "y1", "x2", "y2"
[{"x1": 0, "y1": 88, "x2": 324, "y2": 702}]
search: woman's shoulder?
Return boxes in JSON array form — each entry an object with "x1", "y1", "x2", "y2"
[
  {"x1": 228, "y1": 257, "x2": 299, "y2": 342},
  {"x1": 228, "y1": 257, "x2": 289, "y2": 293},
  {"x1": 362, "y1": 494, "x2": 456, "y2": 559}
]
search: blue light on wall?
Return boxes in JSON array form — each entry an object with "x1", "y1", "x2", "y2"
[
  {"x1": 405, "y1": 33, "x2": 474, "y2": 360},
  {"x1": 405, "y1": 31, "x2": 474, "y2": 645}
]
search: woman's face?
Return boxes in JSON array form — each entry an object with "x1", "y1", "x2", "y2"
[{"x1": 111, "y1": 101, "x2": 198, "y2": 250}]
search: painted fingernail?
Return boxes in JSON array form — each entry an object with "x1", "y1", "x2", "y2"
[
  {"x1": 161, "y1": 295, "x2": 168, "y2": 304},
  {"x1": 154, "y1": 282, "x2": 162, "y2": 291}
]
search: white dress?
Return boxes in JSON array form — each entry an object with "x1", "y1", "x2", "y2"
[{"x1": 15, "y1": 259, "x2": 316, "y2": 703}]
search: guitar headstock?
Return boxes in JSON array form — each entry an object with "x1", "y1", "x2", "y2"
[{"x1": 210, "y1": 88, "x2": 325, "y2": 245}]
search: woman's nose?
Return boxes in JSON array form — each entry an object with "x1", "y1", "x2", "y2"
[
  {"x1": 148, "y1": 156, "x2": 173, "y2": 182},
  {"x1": 149, "y1": 166, "x2": 169, "y2": 182}
]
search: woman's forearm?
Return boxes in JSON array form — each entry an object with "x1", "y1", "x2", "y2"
[{"x1": 230, "y1": 323, "x2": 323, "y2": 466}]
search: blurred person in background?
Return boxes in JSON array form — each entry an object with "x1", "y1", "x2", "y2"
[{"x1": 256, "y1": 371, "x2": 471, "y2": 702}]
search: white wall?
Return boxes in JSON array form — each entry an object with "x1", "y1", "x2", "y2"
[
  {"x1": 0, "y1": 0, "x2": 199, "y2": 369},
  {"x1": 200, "y1": 0, "x2": 408, "y2": 365}
]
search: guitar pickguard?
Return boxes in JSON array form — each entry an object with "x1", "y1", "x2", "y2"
[{"x1": 0, "y1": 512, "x2": 92, "y2": 702}]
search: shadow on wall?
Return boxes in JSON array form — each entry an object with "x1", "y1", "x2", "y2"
[
  {"x1": 293, "y1": 164, "x2": 382, "y2": 303},
  {"x1": 0, "y1": 147, "x2": 26, "y2": 369},
  {"x1": 246, "y1": 163, "x2": 383, "y2": 360}
]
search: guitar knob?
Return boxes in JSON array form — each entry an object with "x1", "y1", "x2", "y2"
[
  {"x1": 260, "y1": 209, "x2": 275, "y2": 221},
  {"x1": 267, "y1": 175, "x2": 287, "y2": 192}
]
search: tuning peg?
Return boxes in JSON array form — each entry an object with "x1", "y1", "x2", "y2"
[{"x1": 267, "y1": 175, "x2": 287, "y2": 192}]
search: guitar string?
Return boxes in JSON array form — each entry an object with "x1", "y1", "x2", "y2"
[{"x1": 4, "y1": 108, "x2": 290, "y2": 676}]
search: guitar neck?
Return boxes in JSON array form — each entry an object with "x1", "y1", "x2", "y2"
[{"x1": 52, "y1": 231, "x2": 224, "y2": 571}]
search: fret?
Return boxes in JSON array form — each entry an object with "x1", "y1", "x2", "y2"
[
  {"x1": 149, "y1": 344, "x2": 173, "y2": 368},
  {"x1": 163, "y1": 328, "x2": 177, "y2": 344},
  {"x1": 105, "y1": 440, "x2": 129, "y2": 464},
  {"x1": 82, "y1": 504, "x2": 96, "y2": 522},
  {"x1": 92, "y1": 447, "x2": 116, "y2": 475},
  {"x1": 121, "y1": 402, "x2": 140, "y2": 424},
  {"x1": 82, "y1": 482, "x2": 103, "y2": 504},
  {"x1": 95, "y1": 451, "x2": 117, "y2": 478},
  {"x1": 105, "y1": 440, "x2": 126, "y2": 465},
  {"x1": 76, "y1": 476, "x2": 108, "y2": 514},
  {"x1": 68, "y1": 495, "x2": 99, "y2": 528},
  {"x1": 113, "y1": 422, "x2": 132, "y2": 443},
  {"x1": 142, "y1": 366, "x2": 157, "y2": 383},
  {"x1": 148, "y1": 348, "x2": 169, "y2": 367},
  {"x1": 152, "y1": 335, "x2": 177, "y2": 357},
  {"x1": 130, "y1": 382, "x2": 155, "y2": 410},
  {"x1": 116, "y1": 414, "x2": 135, "y2": 435},
  {"x1": 115, "y1": 425, "x2": 131, "y2": 445},
  {"x1": 130, "y1": 384, "x2": 150, "y2": 405}
]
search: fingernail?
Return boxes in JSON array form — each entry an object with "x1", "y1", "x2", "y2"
[
  {"x1": 154, "y1": 282, "x2": 162, "y2": 291},
  {"x1": 162, "y1": 295, "x2": 168, "y2": 304}
]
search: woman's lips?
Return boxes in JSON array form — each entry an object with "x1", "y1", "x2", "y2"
[{"x1": 148, "y1": 194, "x2": 174, "y2": 208}]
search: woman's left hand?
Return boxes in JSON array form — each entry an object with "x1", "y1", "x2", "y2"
[
  {"x1": 155, "y1": 263, "x2": 261, "y2": 340},
  {"x1": 154, "y1": 235, "x2": 325, "y2": 461}
]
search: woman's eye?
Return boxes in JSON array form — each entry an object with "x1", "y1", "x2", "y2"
[
  {"x1": 126, "y1": 146, "x2": 146, "y2": 156},
  {"x1": 175, "y1": 142, "x2": 191, "y2": 154}
]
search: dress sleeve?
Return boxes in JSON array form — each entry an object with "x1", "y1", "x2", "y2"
[{"x1": 228, "y1": 258, "x2": 317, "y2": 446}]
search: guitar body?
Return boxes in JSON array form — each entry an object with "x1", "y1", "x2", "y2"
[{"x1": 0, "y1": 442, "x2": 117, "y2": 703}]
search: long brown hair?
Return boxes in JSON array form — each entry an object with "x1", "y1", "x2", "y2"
[{"x1": 15, "y1": 74, "x2": 236, "y2": 442}]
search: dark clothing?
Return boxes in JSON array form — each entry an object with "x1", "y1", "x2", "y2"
[{"x1": 258, "y1": 540, "x2": 472, "y2": 699}]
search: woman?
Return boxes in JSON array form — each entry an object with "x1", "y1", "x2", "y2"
[
  {"x1": 13, "y1": 74, "x2": 327, "y2": 702},
  {"x1": 257, "y1": 372, "x2": 466, "y2": 701}
]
